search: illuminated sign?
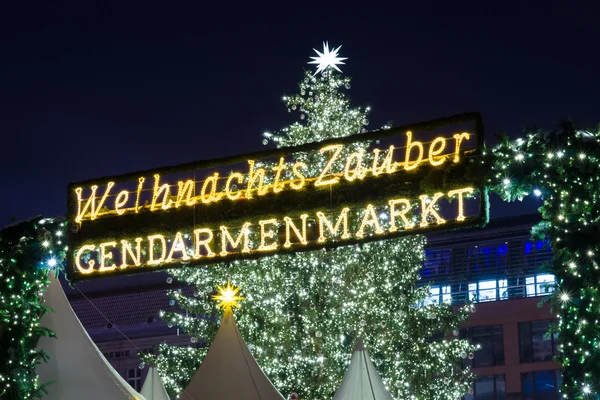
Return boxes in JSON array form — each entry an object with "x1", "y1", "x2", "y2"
[{"x1": 66, "y1": 113, "x2": 486, "y2": 281}]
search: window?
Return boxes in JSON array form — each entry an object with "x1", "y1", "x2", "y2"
[
  {"x1": 462, "y1": 325, "x2": 504, "y2": 368},
  {"x1": 519, "y1": 320, "x2": 559, "y2": 363},
  {"x1": 423, "y1": 285, "x2": 452, "y2": 306},
  {"x1": 464, "y1": 375, "x2": 506, "y2": 400},
  {"x1": 526, "y1": 274, "x2": 556, "y2": 297},
  {"x1": 126, "y1": 368, "x2": 142, "y2": 391},
  {"x1": 468, "y1": 279, "x2": 508, "y2": 302},
  {"x1": 521, "y1": 370, "x2": 561, "y2": 400}
]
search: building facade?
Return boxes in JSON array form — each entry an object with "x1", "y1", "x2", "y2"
[{"x1": 67, "y1": 214, "x2": 559, "y2": 399}]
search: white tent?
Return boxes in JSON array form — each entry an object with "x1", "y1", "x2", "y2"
[
  {"x1": 36, "y1": 274, "x2": 146, "y2": 400},
  {"x1": 141, "y1": 367, "x2": 170, "y2": 400},
  {"x1": 178, "y1": 309, "x2": 284, "y2": 400},
  {"x1": 333, "y1": 338, "x2": 394, "y2": 400}
]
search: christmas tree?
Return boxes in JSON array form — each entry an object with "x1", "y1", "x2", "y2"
[{"x1": 142, "y1": 42, "x2": 476, "y2": 400}]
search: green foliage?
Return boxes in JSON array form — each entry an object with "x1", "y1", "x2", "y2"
[
  {"x1": 486, "y1": 120, "x2": 600, "y2": 398},
  {"x1": 0, "y1": 217, "x2": 65, "y2": 399}
]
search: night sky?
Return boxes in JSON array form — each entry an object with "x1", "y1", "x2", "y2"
[{"x1": 2, "y1": 1, "x2": 599, "y2": 226}]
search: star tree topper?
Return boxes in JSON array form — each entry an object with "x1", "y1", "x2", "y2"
[
  {"x1": 308, "y1": 41, "x2": 347, "y2": 75},
  {"x1": 212, "y1": 281, "x2": 245, "y2": 311}
]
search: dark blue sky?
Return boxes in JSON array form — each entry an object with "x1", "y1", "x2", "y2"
[{"x1": 1, "y1": 1, "x2": 598, "y2": 225}]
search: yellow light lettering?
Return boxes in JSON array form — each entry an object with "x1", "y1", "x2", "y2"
[
  {"x1": 315, "y1": 144, "x2": 343, "y2": 187},
  {"x1": 75, "y1": 244, "x2": 96, "y2": 274},
  {"x1": 419, "y1": 193, "x2": 447, "y2": 227},
  {"x1": 166, "y1": 232, "x2": 190, "y2": 262},
  {"x1": 316, "y1": 208, "x2": 350, "y2": 242},
  {"x1": 388, "y1": 199, "x2": 414, "y2": 232},
  {"x1": 344, "y1": 150, "x2": 366, "y2": 181},
  {"x1": 372, "y1": 145, "x2": 397, "y2": 176},
  {"x1": 404, "y1": 131, "x2": 423, "y2": 171},
  {"x1": 428, "y1": 137, "x2": 447, "y2": 166},
  {"x1": 246, "y1": 160, "x2": 269, "y2": 198},
  {"x1": 135, "y1": 177, "x2": 145, "y2": 213},
  {"x1": 151, "y1": 174, "x2": 173, "y2": 211},
  {"x1": 201, "y1": 173, "x2": 222, "y2": 204},
  {"x1": 355, "y1": 204, "x2": 384, "y2": 238},
  {"x1": 284, "y1": 215, "x2": 308, "y2": 248},
  {"x1": 258, "y1": 219, "x2": 278, "y2": 252},
  {"x1": 114, "y1": 190, "x2": 129, "y2": 215},
  {"x1": 74, "y1": 182, "x2": 115, "y2": 223},
  {"x1": 272, "y1": 157, "x2": 287, "y2": 193},
  {"x1": 148, "y1": 234, "x2": 167, "y2": 265},
  {"x1": 290, "y1": 162, "x2": 307, "y2": 190},
  {"x1": 176, "y1": 180, "x2": 196, "y2": 207},
  {"x1": 194, "y1": 228, "x2": 216, "y2": 258},
  {"x1": 120, "y1": 238, "x2": 142, "y2": 268},
  {"x1": 448, "y1": 187, "x2": 474, "y2": 221},
  {"x1": 220, "y1": 223, "x2": 251, "y2": 256},
  {"x1": 453, "y1": 132, "x2": 471, "y2": 163},
  {"x1": 225, "y1": 172, "x2": 243, "y2": 201},
  {"x1": 99, "y1": 241, "x2": 117, "y2": 272}
]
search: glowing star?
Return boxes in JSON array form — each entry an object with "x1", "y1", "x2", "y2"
[
  {"x1": 212, "y1": 281, "x2": 245, "y2": 310},
  {"x1": 308, "y1": 42, "x2": 347, "y2": 75}
]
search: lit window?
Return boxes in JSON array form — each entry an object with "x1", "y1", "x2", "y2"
[
  {"x1": 469, "y1": 279, "x2": 508, "y2": 303},
  {"x1": 526, "y1": 274, "x2": 556, "y2": 297},
  {"x1": 423, "y1": 285, "x2": 451, "y2": 306}
]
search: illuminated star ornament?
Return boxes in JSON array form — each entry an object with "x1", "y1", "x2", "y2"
[
  {"x1": 212, "y1": 281, "x2": 245, "y2": 310},
  {"x1": 308, "y1": 41, "x2": 347, "y2": 75}
]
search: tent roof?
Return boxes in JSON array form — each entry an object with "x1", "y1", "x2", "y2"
[
  {"x1": 333, "y1": 338, "x2": 394, "y2": 400},
  {"x1": 141, "y1": 367, "x2": 170, "y2": 400},
  {"x1": 36, "y1": 273, "x2": 146, "y2": 400},
  {"x1": 179, "y1": 309, "x2": 284, "y2": 400}
]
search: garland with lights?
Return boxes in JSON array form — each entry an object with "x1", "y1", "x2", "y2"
[
  {"x1": 142, "y1": 44, "x2": 478, "y2": 400},
  {"x1": 485, "y1": 120, "x2": 600, "y2": 399},
  {"x1": 0, "y1": 217, "x2": 66, "y2": 400}
]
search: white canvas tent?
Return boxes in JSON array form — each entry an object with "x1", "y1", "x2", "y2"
[
  {"x1": 141, "y1": 367, "x2": 170, "y2": 400},
  {"x1": 333, "y1": 338, "x2": 394, "y2": 400},
  {"x1": 178, "y1": 309, "x2": 284, "y2": 400},
  {"x1": 36, "y1": 274, "x2": 146, "y2": 400}
]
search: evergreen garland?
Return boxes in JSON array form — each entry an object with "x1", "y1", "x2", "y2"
[
  {"x1": 0, "y1": 217, "x2": 66, "y2": 399},
  {"x1": 486, "y1": 120, "x2": 600, "y2": 399}
]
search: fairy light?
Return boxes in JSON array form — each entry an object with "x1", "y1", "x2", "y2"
[
  {"x1": 343, "y1": 150, "x2": 367, "y2": 181},
  {"x1": 99, "y1": 241, "x2": 117, "y2": 271},
  {"x1": 452, "y1": 132, "x2": 470, "y2": 162},
  {"x1": 403, "y1": 131, "x2": 424, "y2": 171},
  {"x1": 220, "y1": 223, "x2": 251, "y2": 256},
  {"x1": 284, "y1": 215, "x2": 308, "y2": 248},
  {"x1": 120, "y1": 238, "x2": 143, "y2": 268},
  {"x1": 193, "y1": 228, "x2": 216, "y2": 258},
  {"x1": 200, "y1": 173, "x2": 222, "y2": 203},
  {"x1": 315, "y1": 144, "x2": 344, "y2": 186},
  {"x1": 166, "y1": 232, "x2": 190, "y2": 263},
  {"x1": 371, "y1": 145, "x2": 397, "y2": 175},
  {"x1": 317, "y1": 208, "x2": 351, "y2": 242},
  {"x1": 447, "y1": 187, "x2": 474, "y2": 222},
  {"x1": 419, "y1": 192, "x2": 447, "y2": 227},
  {"x1": 114, "y1": 190, "x2": 129, "y2": 215},
  {"x1": 147, "y1": 234, "x2": 167, "y2": 265},
  {"x1": 258, "y1": 219, "x2": 279, "y2": 252},
  {"x1": 289, "y1": 162, "x2": 307, "y2": 190},
  {"x1": 225, "y1": 173, "x2": 244, "y2": 200},
  {"x1": 176, "y1": 180, "x2": 196, "y2": 207},
  {"x1": 246, "y1": 160, "x2": 269, "y2": 198},
  {"x1": 355, "y1": 204, "x2": 384, "y2": 238},
  {"x1": 74, "y1": 244, "x2": 96, "y2": 274},
  {"x1": 151, "y1": 174, "x2": 174, "y2": 211}
]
